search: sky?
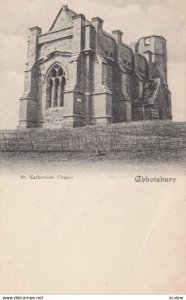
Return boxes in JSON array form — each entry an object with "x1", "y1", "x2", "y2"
[{"x1": 0, "y1": 0, "x2": 186, "y2": 129}]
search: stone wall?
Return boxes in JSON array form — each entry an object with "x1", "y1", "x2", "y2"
[
  {"x1": 119, "y1": 43, "x2": 133, "y2": 68},
  {"x1": 136, "y1": 54, "x2": 148, "y2": 78},
  {"x1": 102, "y1": 32, "x2": 115, "y2": 59},
  {"x1": 39, "y1": 37, "x2": 72, "y2": 59}
]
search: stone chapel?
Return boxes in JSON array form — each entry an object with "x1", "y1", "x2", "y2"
[{"x1": 18, "y1": 4, "x2": 172, "y2": 128}]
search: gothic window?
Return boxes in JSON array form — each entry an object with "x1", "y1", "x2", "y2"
[{"x1": 46, "y1": 64, "x2": 66, "y2": 109}]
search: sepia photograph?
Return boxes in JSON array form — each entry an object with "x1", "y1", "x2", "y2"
[{"x1": 0, "y1": 0, "x2": 186, "y2": 297}]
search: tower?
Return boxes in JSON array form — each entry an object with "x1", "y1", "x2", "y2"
[
  {"x1": 138, "y1": 35, "x2": 167, "y2": 84},
  {"x1": 18, "y1": 26, "x2": 41, "y2": 128}
]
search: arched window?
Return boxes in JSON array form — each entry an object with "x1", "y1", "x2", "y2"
[{"x1": 46, "y1": 65, "x2": 66, "y2": 109}]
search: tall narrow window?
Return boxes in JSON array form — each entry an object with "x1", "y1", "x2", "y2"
[
  {"x1": 46, "y1": 64, "x2": 66, "y2": 109},
  {"x1": 48, "y1": 79, "x2": 53, "y2": 108},
  {"x1": 46, "y1": 79, "x2": 53, "y2": 109},
  {"x1": 60, "y1": 77, "x2": 66, "y2": 107},
  {"x1": 53, "y1": 78, "x2": 59, "y2": 107}
]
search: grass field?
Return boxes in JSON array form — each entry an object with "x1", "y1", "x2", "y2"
[{"x1": 0, "y1": 120, "x2": 186, "y2": 173}]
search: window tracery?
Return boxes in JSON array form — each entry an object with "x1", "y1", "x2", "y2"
[{"x1": 46, "y1": 65, "x2": 66, "y2": 109}]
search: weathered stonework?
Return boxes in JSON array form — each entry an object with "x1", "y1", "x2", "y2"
[{"x1": 18, "y1": 5, "x2": 172, "y2": 129}]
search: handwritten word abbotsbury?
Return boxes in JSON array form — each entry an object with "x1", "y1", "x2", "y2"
[{"x1": 135, "y1": 175, "x2": 176, "y2": 183}]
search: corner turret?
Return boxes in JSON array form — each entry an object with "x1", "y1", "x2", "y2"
[{"x1": 138, "y1": 35, "x2": 167, "y2": 84}]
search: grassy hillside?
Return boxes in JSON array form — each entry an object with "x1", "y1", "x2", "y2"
[{"x1": 0, "y1": 120, "x2": 185, "y2": 169}]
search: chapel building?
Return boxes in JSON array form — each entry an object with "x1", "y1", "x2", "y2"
[{"x1": 18, "y1": 5, "x2": 172, "y2": 128}]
